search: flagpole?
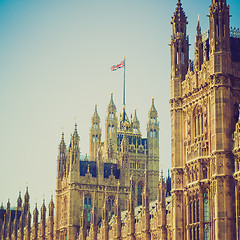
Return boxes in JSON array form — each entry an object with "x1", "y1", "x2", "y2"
[{"x1": 123, "y1": 56, "x2": 126, "y2": 106}]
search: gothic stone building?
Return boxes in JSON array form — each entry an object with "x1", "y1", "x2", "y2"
[
  {"x1": 54, "y1": 94, "x2": 160, "y2": 239},
  {"x1": 1, "y1": 0, "x2": 240, "y2": 240},
  {"x1": 170, "y1": 0, "x2": 240, "y2": 239}
]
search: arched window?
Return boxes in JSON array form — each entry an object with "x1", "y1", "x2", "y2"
[
  {"x1": 96, "y1": 135, "x2": 98, "y2": 142},
  {"x1": 150, "y1": 130, "x2": 153, "y2": 137},
  {"x1": 92, "y1": 135, "x2": 95, "y2": 142},
  {"x1": 137, "y1": 182, "x2": 143, "y2": 206},
  {"x1": 203, "y1": 191, "x2": 209, "y2": 240},
  {"x1": 195, "y1": 116, "x2": 197, "y2": 137},
  {"x1": 84, "y1": 194, "x2": 91, "y2": 222},
  {"x1": 154, "y1": 130, "x2": 157, "y2": 137},
  {"x1": 189, "y1": 197, "x2": 200, "y2": 240}
]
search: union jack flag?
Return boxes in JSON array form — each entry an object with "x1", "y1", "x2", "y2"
[{"x1": 111, "y1": 59, "x2": 125, "y2": 71}]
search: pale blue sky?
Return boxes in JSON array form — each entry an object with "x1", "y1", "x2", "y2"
[{"x1": 0, "y1": 0, "x2": 239, "y2": 210}]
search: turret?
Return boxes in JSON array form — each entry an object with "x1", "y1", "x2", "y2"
[
  {"x1": 170, "y1": 0, "x2": 189, "y2": 98},
  {"x1": 209, "y1": 0, "x2": 231, "y2": 74},
  {"x1": 194, "y1": 19, "x2": 204, "y2": 72},
  {"x1": 105, "y1": 93, "x2": 118, "y2": 153},
  {"x1": 89, "y1": 105, "x2": 101, "y2": 161},
  {"x1": 57, "y1": 133, "x2": 67, "y2": 180},
  {"x1": 68, "y1": 124, "x2": 80, "y2": 182},
  {"x1": 147, "y1": 98, "x2": 159, "y2": 201}
]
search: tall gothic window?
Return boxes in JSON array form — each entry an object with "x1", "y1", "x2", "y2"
[
  {"x1": 150, "y1": 130, "x2": 153, "y2": 137},
  {"x1": 203, "y1": 191, "x2": 209, "y2": 240},
  {"x1": 84, "y1": 194, "x2": 91, "y2": 222},
  {"x1": 137, "y1": 182, "x2": 143, "y2": 206},
  {"x1": 194, "y1": 111, "x2": 203, "y2": 138},
  {"x1": 189, "y1": 197, "x2": 200, "y2": 240}
]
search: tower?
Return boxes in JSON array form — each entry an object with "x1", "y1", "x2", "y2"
[
  {"x1": 55, "y1": 125, "x2": 81, "y2": 240},
  {"x1": 170, "y1": 1, "x2": 189, "y2": 239},
  {"x1": 147, "y1": 98, "x2": 159, "y2": 201},
  {"x1": 170, "y1": 0, "x2": 240, "y2": 239},
  {"x1": 170, "y1": 0, "x2": 189, "y2": 99},
  {"x1": 209, "y1": 0, "x2": 231, "y2": 74},
  {"x1": 105, "y1": 93, "x2": 118, "y2": 155},
  {"x1": 89, "y1": 105, "x2": 102, "y2": 161}
]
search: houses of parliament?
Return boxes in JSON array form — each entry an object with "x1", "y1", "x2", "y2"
[{"x1": 1, "y1": 0, "x2": 240, "y2": 239}]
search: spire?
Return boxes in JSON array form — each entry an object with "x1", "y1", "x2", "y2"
[
  {"x1": 59, "y1": 132, "x2": 66, "y2": 150},
  {"x1": 149, "y1": 97, "x2": 157, "y2": 113},
  {"x1": 33, "y1": 203, "x2": 38, "y2": 224},
  {"x1": 197, "y1": 19, "x2": 201, "y2": 35},
  {"x1": 118, "y1": 105, "x2": 131, "y2": 133},
  {"x1": 49, "y1": 196, "x2": 54, "y2": 217},
  {"x1": 41, "y1": 199, "x2": 47, "y2": 221},
  {"x1": 25, "y1": 187, "x2": 29, "y2": 201},
  {"x1": 72, "y1": 123, "x2": 79, "y2": 140},
  {"x1": 170, "y1": 0, "x2": 189, "y2": 83},
  {"x1": 7, "y1": 199, "x2": 10, "y2": 210},
  {"x1": 132, "y1": 109, "x2": 139, "y2": 123},
  {"x1": 119, "y1": 105, "x2": 130, "y2": 124},
  {"x1": 17, "y1": 191, "x2": 22, "y2": 210},
  {"x1": 172, "y1": 0, "x2": 187, "y2": 25},
  {"x1": 132, "y1": 108, "x2": 140, "y2": 134},
  {"x1": 107, "y1": 92, "x2": 116, "y2": 112},
  {"x1": 148, "y1": 98, "x2": 158, "y2": 124},
  {"x1": 92, "y1": 104, "x2": 100, "y2": 121}
]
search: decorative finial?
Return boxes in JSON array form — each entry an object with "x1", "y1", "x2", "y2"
[{"x1": 87, "y1": 164, "x2": 90, "y2": 173}]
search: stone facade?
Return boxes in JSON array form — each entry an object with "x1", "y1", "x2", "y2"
[
  {"x1": 54, "y1": 94, "x2": 160, "y2": 240},
  {"x1": 1, "y1": 0, "x2": 240, "y2": 239},
  {"x1": 170, "y1": 0, "x2": 240, "y2": 239}
]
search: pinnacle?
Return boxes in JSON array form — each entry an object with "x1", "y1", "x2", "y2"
[
  {"x1": 92, "y1": 104, "x2": 100, "y2": 120},
  {"x1": 133, "y1": 108, "x2": 139, "y2": 123},
  {"x1": 197, "y1": 17, "x2": 201, "y2": 35},
  {"x1": 149, "y1": 97, "x2": 157, "y2": 114}
]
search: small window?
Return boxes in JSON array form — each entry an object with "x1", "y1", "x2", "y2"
[{"x1": 84, "y1": 194, "x2": 91, "y2": 222}]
